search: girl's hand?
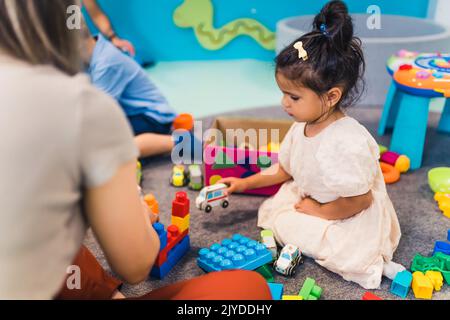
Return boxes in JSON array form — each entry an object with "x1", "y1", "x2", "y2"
[
  {"x1": 295, "y1": 196, "x2": 323, "y2": 218},
  {"x1": 141, "y1": 198, "x2": 159, "y2": 224},
  {"x1": 217, "y1": 177, "x2": 248, "y2": 195}
]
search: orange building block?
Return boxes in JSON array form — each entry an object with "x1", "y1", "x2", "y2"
[
  {"x1": 173, "y1": 113, "x2": 194, "y2": 131},
  {"x1": 144, "y1": 194, "x2": 159, "y2": 215},
  {"x1": 412, "y1": 271, "x2": 434, "y2": 299}
]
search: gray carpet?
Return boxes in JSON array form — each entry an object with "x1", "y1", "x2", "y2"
[{"x1": 85, "y1": 105, "x2": 450, "y2": 300}]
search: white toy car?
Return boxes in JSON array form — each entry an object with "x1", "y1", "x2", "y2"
[
  {"x1": 273, "y1": 244, "x2": 302, "y2": 276},
  {"x1": 196, "y1": 184, "x2": 229, "y2": 213},
  {"x1": 260, "y1": 229, "x2": 277, "y2": 260}
]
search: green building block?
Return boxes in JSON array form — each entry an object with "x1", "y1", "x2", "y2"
[
  {"x1": 411, "y1": 253, "x2": 450, "y2": 285},
  {"x1": 256, "y1": 264, "x2": 274, "y2": 283},
  {"x1": 257, "y1": 155, "x2": 272, "y2": 169},
  {"x1": 298, "y1": 278, "x2": 322, "y2": 300},
  {"x1": 212, "y1": 149, "x2": 236, "y2": 169},
  {"x1": 379, "y1": 144, "x2": 388, "y2": 155}
]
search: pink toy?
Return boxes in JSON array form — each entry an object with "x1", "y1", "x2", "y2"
[
  {"x1": 380, "y1": 151, "x2": 410, "y2": 173},
  {"x1": 204, "y1": 146, "x2": 281, "y2": 196}
]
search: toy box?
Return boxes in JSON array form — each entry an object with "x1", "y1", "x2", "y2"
[{"x1": 203, "y1": 117, "x2": 293, "y2": 196}]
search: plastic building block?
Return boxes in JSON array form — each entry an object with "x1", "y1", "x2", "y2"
[
  {"x1": 155, "y1": 226, "x2": 189, "y2": 267},
  {"x1": 136, "y1": 161, "x2": 142, "y2": 184},
  {"x1": 172, "y1": 191, "x2": 190, "y2": 218},
  {"x1": 144, "y1": 194, "x2": 159, "y2": 215},
  {"x1": 257, "y1": 155, "x2": 272, "y2": 169},
  {"x1": 411, "y1": 252, "x2": 450, "y2": 285},
  {"x1": 362, "y1": 292, "x2": 383, "y2": 300},
  {"x1": 172, "y1": 214, "x2": 190, "y2": 234},
  {"x1": 298, "y1": 278, "x2": 322, "y2": 300},
  {"x1": 434, "y1": 192, "x2": 450, "y2": 218},
  {"x1": 268, "y1": 283, "x2": 283, "y2": 300},
  {"x1": 151, "y1": 236, "x2": 190, "y2": 279},
  {"x1": 380, "y1": 151, "x2": 410, "y2": 173},
  {"x1": 212, "y1": 149, "x2": 236, "y2": 170},
  {"x1": 425, "y1": 271, "x2": 443, "y2": 291},
  {"x1": 448, "y1": 229, "x2": 450, "y2": 242},
  {"x1": 173, "y1": 113, "x2": 194, "y2": 131},
  {"x1": 255, "y1": 264, "x2": 274, "y2": 282},
  {"x1": 412, "y1": 271, "x2": 434, "y2": 299},
  {"x1": 282, "y1": 295, "x2": 303, "y2": 300},
  {"x1": 153, "y1": 223, "x2": 167, "y2": 251},
  {"x1": 260, "y1": 229, "x2": 277, "y2": 260},
  {"x1": 390, "y1": 270, "x2": 413, "y2": 298},
  {"x1": 379, "y1": 145, "x2": 388, "y2": 155},
  {"x1": 433, "y1": 241, "x2": 450, "y2": 256},
  {"x1": 197, "y1": 234, "x2": 273, "y2": 273}
]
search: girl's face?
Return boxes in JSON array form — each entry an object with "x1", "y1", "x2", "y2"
[{"x1": 276, "y1": 72, "x2": 327, "y2": 123}]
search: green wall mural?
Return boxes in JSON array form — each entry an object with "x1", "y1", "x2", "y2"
[{"x1": 173, "y1": 0, "x2": 276, "y2": 51}]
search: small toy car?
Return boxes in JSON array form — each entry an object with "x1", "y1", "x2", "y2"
[
  {"x1": 170, "y1": 165, "x2": 188, "y2": 187},
  {"x1": 196, "y1": 183, "x2": 229, "y2": 213},
  {"x1": 260, "y1": 229, "x2": 277, "y2": 260},
  {"x1": 188, "y1": 165, "x2": 203, "y2": 191},
  {"x1": 273, "y1": 244, "x2": 302, "y2": 277}
]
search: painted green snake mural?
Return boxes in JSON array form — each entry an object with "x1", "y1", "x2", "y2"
[{"x1": 173, "y1": 0, "x2": 276, "y2": 51}]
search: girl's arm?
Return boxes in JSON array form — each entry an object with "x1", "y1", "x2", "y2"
[
  {"x1": 295, "y1": 191, "x2": 373, "y2": 221},
  {"x1": 219, "y1": 163, "x2": 292, "y2": 194},
  {"x1": 84, "y1": 160, "x2": 160, "y2": 284}
]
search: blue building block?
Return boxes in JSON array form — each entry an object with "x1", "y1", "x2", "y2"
[
  {"x1": 433, "y1": 241, "x2": 450, "y2": 256},
  {"x1": 151, "y1": 235, "x2": 190, "y2": 279},
  {"x1": 390, "y1": 270, "x2": 413, "y2": 298},
  {"x1": 447, "y1": 230, "x2": 450, "y2": 242},
  {"x1": 268, "y1": 283, "x2": 284, "y2": 301},
  {"x1": 153, "y1": 222, "x2": 167, "y2": 250},
  {"x1": 197, "y1": 234, "x2": 273, "y2": 273}
]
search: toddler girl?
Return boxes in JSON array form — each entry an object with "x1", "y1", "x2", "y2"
[{"x1": 220, "y1": 0, "x2": 403, "y2": 289}]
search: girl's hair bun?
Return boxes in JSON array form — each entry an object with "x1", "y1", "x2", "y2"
[{"x1": 313, "y1": 0, "x2": 354, "y2": 50}]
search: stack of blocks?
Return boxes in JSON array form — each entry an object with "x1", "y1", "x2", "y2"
[{"x1": 150, "y1": 192, "x2": 191, "y2": 279}]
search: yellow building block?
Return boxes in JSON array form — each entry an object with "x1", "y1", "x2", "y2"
[
  {"x1": 171, "y1": 214, "x2": 190, "y2": 233},
  {"x1": 412, "y1": 271, "x2": 434, "y2": 299},
  {"x1": 425, "y1": 271, "x2": 443, "y2": 291},
  {"x1": 282, "y1": 295, "x2": 303, "y2": 300}
]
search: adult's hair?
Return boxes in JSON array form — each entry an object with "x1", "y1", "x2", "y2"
[{"x1": 0, "y1": 0, "x2": 82, "y2": 75}]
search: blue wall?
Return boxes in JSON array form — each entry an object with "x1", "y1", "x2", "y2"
[{"x1": 85, "y1": 0, "x2": 430, "y2": 62}]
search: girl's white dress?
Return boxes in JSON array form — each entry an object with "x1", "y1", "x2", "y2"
[{"x1": 258, "y1": 117, "x2": 401, "y2": 289}]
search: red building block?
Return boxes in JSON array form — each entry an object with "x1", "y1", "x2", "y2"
[
  {"x1": 155, "y1": 225, "x2": 189, "y2": 267},
  {"x1": 172, "y1": 192, "x2": 190, "y2": 218},
  {"x1": 362, "y1": 292, "x2": 383, "y2": 300}
]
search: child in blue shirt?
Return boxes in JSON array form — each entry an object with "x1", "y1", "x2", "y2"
[{"x1": 86, "y1": 34, "x2": 188, "y2": 159}]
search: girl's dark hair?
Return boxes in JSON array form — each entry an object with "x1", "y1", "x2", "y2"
[{"x1": 276, "y1": 0, "x2": 365, "y2": 110}]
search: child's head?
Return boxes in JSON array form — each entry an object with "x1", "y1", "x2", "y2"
[{"x1": 275, "y1": 0, "x2": 365, "y2": 123}]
